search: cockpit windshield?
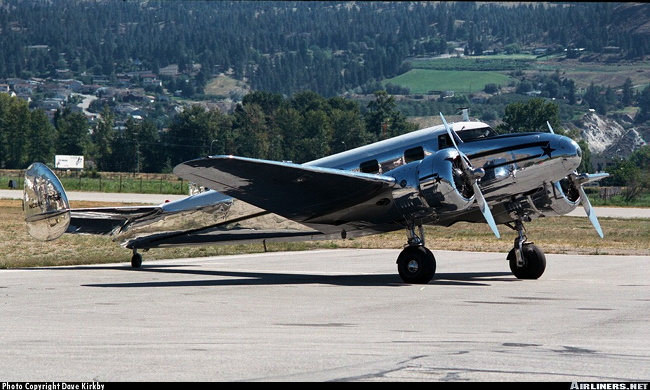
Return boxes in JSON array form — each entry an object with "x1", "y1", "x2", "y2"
[{"x1": 457, "y1": 126, "x2": 498, "y2": 142}]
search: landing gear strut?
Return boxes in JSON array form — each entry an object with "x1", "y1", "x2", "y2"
[
  {"x1": 505, "y1": 218, "x2": 546, "y2": 279},
  {"x1": 396, "y1": 223, "x2": 436, "y2": 284}
]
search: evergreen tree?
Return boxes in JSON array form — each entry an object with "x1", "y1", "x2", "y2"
[
  {"x1": 0, "y1": 94, "x2": 31, "y2": 168},
  {"x1": 364, "y1": 90, "x2": 417, "y2": 139},
  {"x1": 621, "y1": 78, "x2": 634, "y2": 107},
  {"x1": 232, "y1": 103, "x2": 270, "y2": 159},
  {"x1": 92, "y1": 106, "x2": 115, "y2": 171},
  {"x1": 497, "y1": 98, "x2": 560, "y2": 133},
  {"x1": 294, "y1": 109, "x2": 331, "y2": 162},
  {"x1": 26, "y1": 109, "x2": 56, "y2": 166},
  {"x1": 329, "y1": 109, "x2": 371, "y2": 154},
  {"x1": 635, "y1": 84, "x2": 650, "y2": 123},
  {"x1": 55, "y1": 109, "x2": 90, "y2": 157},
  {"x1": 163, "y1": 105, "x2": 224, "y2": 165}
]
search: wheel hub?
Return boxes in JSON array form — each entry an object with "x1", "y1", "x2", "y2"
[{"x1": 407, "y1": 259, "x2": 419, "y2": 273}]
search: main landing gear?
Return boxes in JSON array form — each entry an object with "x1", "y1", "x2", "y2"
[
  {"x1": 396, "y1": 217, "x2": 547, "y2": 284},
  {"x1": 396, "y1": 223, "x2": 436, "y2": 284}
]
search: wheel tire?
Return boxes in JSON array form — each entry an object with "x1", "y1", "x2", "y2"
[
  {"x1": 507, "y1": 244, "x2": 546, "y2": 279},
  {"x1": 397, "y1": 246, "x2": 436, "y2": 284},
  {"x1": 131, "y1": 252, "x2": 143, "y2": 268}
]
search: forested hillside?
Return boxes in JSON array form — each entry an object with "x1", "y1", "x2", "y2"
[
  {"x1": 1, "y1": 0, "x2": 650, "y2": 183},
  {"x1": 1, "y1": 1, "x2": 648, "y2": 96}
]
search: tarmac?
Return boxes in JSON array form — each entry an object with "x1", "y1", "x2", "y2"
[
  {"x1": 0, "y1": 249, "x2": 648, "y2": 381},
  {"x1": 1, "y1": 188, "x2": 648, "y2": 381}
]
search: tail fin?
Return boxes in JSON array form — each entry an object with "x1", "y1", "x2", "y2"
[{"x1": 23, "y1": 163, "x2": 71, "y2": 241}]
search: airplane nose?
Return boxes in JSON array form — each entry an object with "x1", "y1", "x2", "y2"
[{"x1": 560, "y1": 136, "x2": 581, "y2": 171}]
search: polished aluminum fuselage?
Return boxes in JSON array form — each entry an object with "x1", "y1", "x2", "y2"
[
  {"x1": 307, "y1": 122, "x2": 581, "y2": 207},
  {"x1": 22, "y1": 119, "x2": 584, "y2": 250},
  {"x1": 109, "y1": 121, "x2": 581, "y2": 249}
]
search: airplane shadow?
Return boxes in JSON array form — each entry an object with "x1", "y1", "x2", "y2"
[{"x1": 23, "y1": 263, "x2": 518, "y2": 288}]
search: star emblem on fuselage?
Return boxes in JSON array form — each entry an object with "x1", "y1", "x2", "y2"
[{"x1": 540, "y1": 142, "x2": 556, "y2": 158}]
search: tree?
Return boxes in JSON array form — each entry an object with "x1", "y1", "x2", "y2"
[
  {"x1": 605, "y1": 146, "x2": 650, "y2": 202},
  {"x1": 133, "y1": 119, "x2": 161, "y2": 173},
  {"x1": 583, "y1": 82, "x2": 607, "y2": 115},
  {"x1": 293, "y1": 109, "x2": 331, "y2": 162},
  {"x1": 496, "y1": 98, "x2": 560, "y2": 134},
  {"x1": 91, "y1": 106, "x2": 115, "y2": 171},
  {"x1": 621, "y1": 78, "x2": 634, "y2": 107},
  {"x1": 26, "y1": 109, "x2": 56, "y2": 166},
  {"x1": 364, "y1": 90, "x2": 396, "y2": 140},
  {"x1": 329, "y1": 109, "x2": 371, "y2": 154},
  {"x1": 163, "y1": 105, "x2": 226, "y2": 165},
  {"x1": 55, "y1": 109, "x2": 90, "y2": 157},
  {"x1": 232, "y1": 103, "x2": 270, "y2": 159},
  {"x1": 0, "y1": 94, "x2": 31, "y2": 168},
  {"x1": 275, "y1": 106, "x2": 303, "y2": 162},
  {"x1": 566, "y1": 79, "x2": 577, "y2": 105},
  {"x1": 635, "y1": 84, "x2": 650, "y2": 123}
]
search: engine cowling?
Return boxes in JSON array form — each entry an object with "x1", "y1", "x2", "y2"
[
  {"x1": 417, "y1": 149, "x2": 475, "y2": 214},
  {"x1": 528, "y1": 176, "x2": 581, "y2": 217}
]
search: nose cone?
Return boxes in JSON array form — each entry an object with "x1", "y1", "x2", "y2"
[{"x1": 560, "y1": 136, "x2": 582, "y2": 171}]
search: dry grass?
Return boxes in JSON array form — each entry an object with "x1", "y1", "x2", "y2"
[{"x1": 1, "y1": 199, "x2": 648, "y2": 269}]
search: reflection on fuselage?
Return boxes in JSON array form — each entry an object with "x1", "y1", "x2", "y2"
[{"x1": 114, "y1": 121, "x2": 582, "y2": 249}]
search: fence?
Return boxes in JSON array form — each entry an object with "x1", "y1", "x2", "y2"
[{"x1": 1, "y1": 169, "x2": 189, "y2": 195}]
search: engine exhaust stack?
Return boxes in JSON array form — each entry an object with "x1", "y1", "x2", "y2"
[{"x1": 23, "y1": 163, "x2": 71, "y2": 241}]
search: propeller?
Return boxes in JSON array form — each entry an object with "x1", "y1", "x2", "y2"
[
  {"x1": 576, "y1": 178, "x2": 604, "y2": 238},
  {"x1": 440, "y1": 113, "x2": 500, "y2": 239},
  {"x1": 546, "y1": 121, "x2": 555, "y2": 134},
  {"x1": 546, "y1": 122, "x2": 605, "y2": 238}
]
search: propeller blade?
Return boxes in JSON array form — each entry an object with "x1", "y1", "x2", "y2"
[
  {"x1": 578, "y1": 184, "x2": 604, "y2": 238},
  {"x1": 441, "y1": 113, "x2": 463, "y2": 147},
  {"x1": 473, "y1": 181, "x2": 501, "y2": 239},
  {"x1": 546, "y1": 121, "x2": 555, "y2": 134},
  {"x1": 440, "y1": 113, "x2": 500, "y2": 239},
  {"x1": 440, "y1": 113, "x2": 470, "y2": 170}
]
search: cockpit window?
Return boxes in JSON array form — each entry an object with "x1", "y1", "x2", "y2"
[
  {"x1": 456, "y1": 126, "x2": 497, "y2": 142},
  {"x1": 458, "y1": 126, "x2": 498, "y2": 142},
  {"x1": 438, "y1": 126, "x2": 497, "y2": 149}
]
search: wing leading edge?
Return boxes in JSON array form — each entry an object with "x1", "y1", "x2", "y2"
[{"x1": 174, "y1": 156, "x2": 397, "y2": 223}]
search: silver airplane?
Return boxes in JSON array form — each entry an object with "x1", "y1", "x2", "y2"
[{"x1": 22, "y1": 112, "x2": 607, "y2": 283}]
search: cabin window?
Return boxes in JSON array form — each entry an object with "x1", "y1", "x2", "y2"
[
  {"x1": 360, "y1": 159, "x2": 380, "y2": 174},
  {"x1": 438, "y1": 134, "x2": 452, "y2": 150},
  {"x1": 404, "y1": 146, "x2": 425, "y2": 163}
]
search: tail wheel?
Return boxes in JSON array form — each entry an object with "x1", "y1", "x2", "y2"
[
  {"x1": 397, "y1": 246, "x2": 436, "y2": 284},
  {"x1": 507, "y1": 244, "x2": 546, "y2": 279},
  {"x1": 131, "y1": 252, "x2": 143, "y2": 268}
]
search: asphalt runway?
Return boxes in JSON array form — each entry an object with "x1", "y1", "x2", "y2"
[{"x1": 1, "y1": 249, "x2": 648, "y2": 382}]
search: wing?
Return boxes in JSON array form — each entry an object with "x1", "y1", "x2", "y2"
[
  {"x1": 173, "y1": 156, "x2": 397, "y2": 224},
  {"x1": 24, "y1": 160, "x2": 401, "y2": 249}
]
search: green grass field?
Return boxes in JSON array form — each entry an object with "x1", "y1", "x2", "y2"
[{"x1": 384, "y1": 68, "x2": 514, "y2": 94}]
